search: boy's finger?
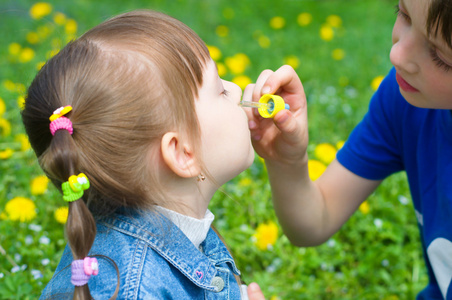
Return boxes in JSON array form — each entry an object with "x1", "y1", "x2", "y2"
[
  {"x1": 247, "y1": 282, "x2": 266, "y2": 300},
  {"x1": 262, "y1": 65, "x2": 304, "y2": 96},
  {"x1": 253, "y1": 69, "x2": 274, "y2": 100},
  {"x1": 273, "y1": 110, "x2": 303, "y2": 143}
]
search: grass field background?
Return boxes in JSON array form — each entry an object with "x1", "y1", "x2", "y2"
[{"x1": 0, "y1": 0, "x2": 426, "y2": 299}]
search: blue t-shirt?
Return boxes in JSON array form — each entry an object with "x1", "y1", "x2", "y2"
[{"x1": 337, "y1": 67, "x2": 452, "y2": 299}]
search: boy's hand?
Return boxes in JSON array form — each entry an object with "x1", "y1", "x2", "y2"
[
  {"x1": 243, "y1": 65, "x2": 308, "y2": 166},
  {"x1": 247, "y1": 282, "x2": 265, "y2": 300}
]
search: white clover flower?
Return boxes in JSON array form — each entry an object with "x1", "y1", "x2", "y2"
[
  {"x1": 327, "y1": 239, "x2": 336, "y2": 247},
  {"x1": 266, "y1": 265, "x2": 276, "y2": 273},
  {"x1": 374, "y1": 218, "x2": 383, "y2": 228},
  {"x1": 25, "y1": 235, "x2": 33, "y2": 245},
  {"x1": 398, "y1": 195, "x2": 409, "y2": 205},
  {"x1": 39, "y1": 235, "x2": 50, "y2": 245},
  {"x1": 29, "y1": 224, "x2": 42, "y2": 232},
  {"x1": 11, "y1": 266, "x2": 20, "y2": 273},
  {"x1": 31, "y1": 269, "x2": 43, "y2": 280}
]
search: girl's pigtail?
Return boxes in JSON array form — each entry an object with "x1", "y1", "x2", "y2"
[{"x1": 43, "y1": 108, "x2": 98, "y2": 299}]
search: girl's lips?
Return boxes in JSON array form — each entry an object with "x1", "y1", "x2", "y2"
[{"x1": 396, "y1": 72, "x2": 419, "y2": 92}]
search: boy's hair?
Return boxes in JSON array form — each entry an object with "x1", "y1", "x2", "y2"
[
  {"x1": 22, "y1": 10, "x2": 210, "y2": 299},
  {"x1": 427, "y1": 0, "x2": 452, "y2": 48}
]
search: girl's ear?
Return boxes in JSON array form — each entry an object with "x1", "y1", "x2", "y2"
[{"x1": 161, "y1": 132, "x2": 201, "y2": 179}]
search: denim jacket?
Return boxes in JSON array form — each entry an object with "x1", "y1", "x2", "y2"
[{"x1": 40, "y1": 209, "x2": 244, "y2": 299}]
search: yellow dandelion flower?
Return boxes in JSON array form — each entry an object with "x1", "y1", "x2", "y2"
[
  {"x1": 0, "y1": 97, "x2": 5, "y2": 115},
  {"x1": 332, "y1": 48, "x2": 345, "y2": 60},
  {"x1": 8, "y1": 43, "x2": 21, "y2": 56},
  {"x1": 222, "y1": 7, "x2": 235, "y2": 20},
  {"x1": 17, "y1": 96, "x2": 25, "y2": 110},
  {"x1": 270, "y1": 16, "x2": 285, "y2": 30},
  {"x1": 258, "y1": 35, "x2": 271, "y2": 49},
  {"x1": 15, "y1": 134, "x2": 31, "y2": 151},
  {"x1": 297, "y1": 12, "x2": 312, "y2": 27},
  {"x1": 314, "y1": 143, "x2": 337, "y2": 164},
  {"x1": 215, "y1": 25, "x2": 229, "y2": 38},
  {"x1": 65, "y1": 19, "x2": 77, "y2": 35},
  {"x1": 270, "y1": 296, "x2": 281, "y2": 300},
  {"x1": 19, "y1": 48, "x2": 35, "y2": 63},
  {"x1": 326, "y1": 15, "x2": 342, "y2": 28},
  {"x1": 26, "y1": 32, "x2": 40, "y2": 44},
  {"x1": 37, "y1": 25, "x2": 51, "y2": 39},
  {"x1": 0, "y1": 118, "x2": 11, "y2": 136},
  {"x1": 308, "y1": 159, "x2": 326, "y2": 181},
  {"x1": 254, "y1": 221, "x2": 278, "y2": 250},
  {"x1": 5, "y1": 197, "x2": 37, "y2": 222},
  {"x1": 216, "y1": 62, "x2": 227, "y2": 77},
  {"x1": 30, "y1": 2, "x2": 53, "y2": 20},
  {"x1": 359, "y1": 200, "x2": 370, "y2": 214},
  {"x1": 53, "y1": 12, "x2": 67, "y2": 25},
  {"x1": 207, "y1": 45, "x2": 222, "y2": 61},
  {"x1": 51, "y1": 38, "x2": 63, "y2": 49},
  {"x1": 232, "y1": 75, "x2": 252, "y2": 90},
  {"x1": 31, "y1": 175, "x2": 50, "y2": 195},
  {"x1": 371, "y1": 75, "x2": 385, "y2": 91},
  {"x1": 338, "y1": 76, "x2": 349, "y2": 87},
  {"x1": 36, "y1": 61, "x2": 46, "y2": 71},
  {"x1": 0, "y1": 212, "x2": 7, "y2": 220},
  {"x1": 320, "y1": 25, "x2": 334, "y2": 41},
  {"x1": 284, "y1": 55, "x2": 300, "y2": 69},
  {"x1": 225, "y1": 53, "x2": 250, "y2": 75},
  {"x1": 238, "y1": 177, "x2": 252, "y2": 187},
  {"x1": 15, "y1": 83, "x2": 26, "y2": 94},
  {"x1": 0, "y1": 148, "x2": 14, "y2": 160},
  {"x1": 3, "y1": 80, "x2": 16, "y2": 91},
  {"x1": 54, "y1": 206, "x2": 69, "y2": 224},
  {"x1": 336, "y1": 140, "x2": 345, "y2": 150},
  {"x1": 46, "y1": 49, "x2": 60, "y2": 59}
]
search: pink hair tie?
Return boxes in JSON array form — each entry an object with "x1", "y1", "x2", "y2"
[
  {"x1": 71, "y1": 257, "x2": 99, "y2": 286},
  {"x1": 49, "y1": 116, "x2": 73, "y2": 136}
]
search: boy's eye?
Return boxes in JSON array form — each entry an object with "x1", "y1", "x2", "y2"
[
  {"x1": 394, "y1": 5, "x2": 410, "y2": 22},
  {"x1": 429, "y1": 48, "x2": 452, "y2": 73}
]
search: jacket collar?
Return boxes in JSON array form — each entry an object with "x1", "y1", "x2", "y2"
[{"x1": 99, "y1": 208, "x2": 240, "y2": 292}]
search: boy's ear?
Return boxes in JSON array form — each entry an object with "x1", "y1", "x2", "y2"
[{"x1": 161, "y1": 132, "x2": 201, "y2": 179}]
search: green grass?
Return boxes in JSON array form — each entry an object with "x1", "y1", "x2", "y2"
[{"x1": 0, "y1": 0, "x2": 427, "y2": 299}]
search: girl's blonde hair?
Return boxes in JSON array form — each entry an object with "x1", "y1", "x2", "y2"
[{"x1": 22, "y1": 10, "x2": 210, "y2": 299}]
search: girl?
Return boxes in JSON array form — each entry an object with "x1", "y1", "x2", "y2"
[
  {"x1": 245, "y1": 0, "x2": 452, "y2": 299},
  {"x1": 22, "y1": 10, "x2": 255, "y2": 299}
]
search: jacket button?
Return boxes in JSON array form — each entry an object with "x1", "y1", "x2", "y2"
[{"x1": 211, "y1": 276, "x2": 225, "y2": 292}]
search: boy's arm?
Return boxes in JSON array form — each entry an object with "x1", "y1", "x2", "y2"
[
  {"x1": 266, "y1": 158, "x2": 380, "y2": 246},
  {"x1": 245, "y1": 65, "x2": 381, "y2": 246}
]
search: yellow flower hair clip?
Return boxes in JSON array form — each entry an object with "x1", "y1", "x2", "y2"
[
  {"x1": 61, "y1": 173, "x2": 90, "y2": 202},
  {"x1": 49, "y1": 105, "x2": 72, "y2": 122}
]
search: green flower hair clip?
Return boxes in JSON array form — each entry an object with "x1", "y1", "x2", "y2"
[{"x1": 62, "y1": 173, "x2": 90, "y2": 202}]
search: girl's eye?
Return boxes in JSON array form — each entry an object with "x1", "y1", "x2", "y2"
[
  {"x1": 429, "y1": 48, "x2": 452, "y2": 73},
  {"x1": 394, "y1": 5, "x2": 410, "y2": 22},
  {"x1": 221, "y1": 89, "x2": 229, "y2": 97}
]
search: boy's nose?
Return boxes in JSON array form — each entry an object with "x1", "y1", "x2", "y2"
[{"x1": 390, "y1": 29, "x2": 420, "y2": 74}]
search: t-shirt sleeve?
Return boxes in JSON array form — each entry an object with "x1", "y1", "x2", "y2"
[{"x1": 336, "y1": 68, "x2": 404, "y2": 180}]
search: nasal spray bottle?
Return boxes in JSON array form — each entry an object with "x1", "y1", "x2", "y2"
[{"x1": 240, "y1": 94, "x2": 290, "y2": 118}]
